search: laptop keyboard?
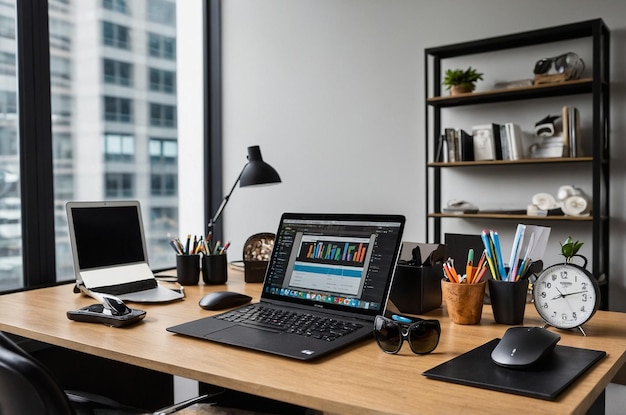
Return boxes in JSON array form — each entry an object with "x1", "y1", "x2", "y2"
[{"x1": 215, "y1": 305, "x2": 363, "y2": 342}]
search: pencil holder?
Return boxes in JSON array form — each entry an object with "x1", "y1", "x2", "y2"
[
  {"x1": 441, "y1": 279, "x2": 486, "y2": 325},
  {"x1": 488, "y1": 278, "x2": 529, "y2": 325},
  {"x1": 176, "y1": 254, "x2": 200, "y2": 286},
  {"x1": 202, "y1": 254, "x2": 228, "y2": 285}
]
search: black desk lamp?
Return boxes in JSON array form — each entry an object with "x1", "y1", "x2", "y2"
[{"x1": 208, "y1": 145, "x2": 281, "y2": 235}]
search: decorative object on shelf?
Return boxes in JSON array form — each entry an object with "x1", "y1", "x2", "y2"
[
  {"x1": 443, "y1": 199, "x2": 479, "y2": 214},
  {"x1": 532, "y1": 237, "x2": 600, "y2": 336},
  {"x1": 442, "y1": 67, "x2": 483, "y2": 95},
  {"x1": 558, "y1": 185, "x2": 591, "y2": 216},
  {"x1": 528, "y1": 186, "x2": 591, "y2": 217},
  {"x1": 533, "y1": 52, "x2": 585, "y2": 83},
  {"x1": 242, "y1": 232, "x2": 275, "y2": 283},
  {"x1": 534, "y1": 114, "x2": 561, "y2": 137}
]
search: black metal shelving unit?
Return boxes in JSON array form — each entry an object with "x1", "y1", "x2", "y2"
[{"x1": 424, "y1": 19, "x2": 610, "y2": 308}]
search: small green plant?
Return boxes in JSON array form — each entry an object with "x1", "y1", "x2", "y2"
[
  {"x1": 560, "y1": 236, "x2": 584, "y2": 263},
  {"x1": 443, "y1": 67, "x2": 484, "y2": 91}
]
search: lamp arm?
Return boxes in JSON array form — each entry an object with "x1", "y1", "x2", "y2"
[{"x1": 208, "y1": 163, "x2": 248, "y2": 230}]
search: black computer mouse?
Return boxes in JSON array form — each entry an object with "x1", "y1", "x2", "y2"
[
  {"x1": 101, "y1": 295, "x2": 132, "y2": 316},
  {"x1": 491, "y1": 326, "x2": 561, "y2": 369},
  {"x1": 198, "y1": 291, "x2": 252, "y2": 310}
]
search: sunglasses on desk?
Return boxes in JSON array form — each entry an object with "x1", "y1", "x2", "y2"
[{"x1": 374, "y1": 314, "x2": 441, "y2": 355}]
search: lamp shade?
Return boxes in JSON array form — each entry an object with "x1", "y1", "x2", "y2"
[{"x1": 239, "y1": 145, "x2": 281, "y2": 187}]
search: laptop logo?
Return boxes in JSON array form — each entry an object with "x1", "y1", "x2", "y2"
[{"x1": 301, "y1": 349, "x2": 316, "y2": 356}]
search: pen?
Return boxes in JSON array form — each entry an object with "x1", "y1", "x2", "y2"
[
  {"x1": 490, "y1": 230, "x2": 507, "y2": 281},
  {"x1": 480, "y1": 230, "x2": 498, "y2": 280},
  {"x1": 466, "y1": 249, "x2": 474, "y2": 281},
  {"x1": 185, "y1": 234, "x2": 191, "y2": 255},
  {"x1": 219, "y1": 241, "x2": 231, "y2": 255}
]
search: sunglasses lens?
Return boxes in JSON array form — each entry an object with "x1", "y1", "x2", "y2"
[
  {"x1": 408, "y1": 322, "x2": 440, "y2": 354},
  {"x1": 534, "y1": 58, "x2": 552, "y2": 75},
  {"x1": 374, "y1": 317, "x2": 402, "y2": 353}
]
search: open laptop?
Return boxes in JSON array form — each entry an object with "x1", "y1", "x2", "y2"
[
  {"x1": 167, "y1": 212, "x2": 405, "y2": 360},
  {"x1": 66, "y1": 200, "x2": 184, "y2": 303}
]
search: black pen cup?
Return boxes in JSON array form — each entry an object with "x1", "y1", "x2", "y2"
[
  {"x1": 488, "y1": 278, "x2": 529, "y2": 325},
  {"x1": 176, "y1": 254, "x2": 200, "y2": 286},
  {"x1": 202, "y1": 254, "x2": 228, "y2": 285}
]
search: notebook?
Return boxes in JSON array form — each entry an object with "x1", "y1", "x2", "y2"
[
  {"x1": 66, "y1": 200, "x2": 184, "y2": 303},
  {"x1": 167, "y1": 212, "x2": 406, "y2": 360}
]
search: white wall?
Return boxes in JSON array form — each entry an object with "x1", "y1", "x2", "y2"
[{"x1": 216, "y1": 0, "x2": 626, "y2": 310}]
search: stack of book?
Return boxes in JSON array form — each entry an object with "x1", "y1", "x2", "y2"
[{"x1": 470, "y1": 123, "x2": 524, "y2": 161}]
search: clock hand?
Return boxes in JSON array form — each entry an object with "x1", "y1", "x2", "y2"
[{"x1": 560, "y1": 290, "x2": 588, "y2": 297}]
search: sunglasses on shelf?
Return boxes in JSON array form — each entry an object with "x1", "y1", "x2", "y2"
[
  {"x1": 533, "y1": 52, "x2": 585, "y2": 79},
  {"x1": 373, "y1": 314, "x2": 441, "y2": 355}
]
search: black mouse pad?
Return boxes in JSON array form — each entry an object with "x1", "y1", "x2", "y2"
[{"x1": 423, "y1": 338, "x2": 606, "y2": 400}]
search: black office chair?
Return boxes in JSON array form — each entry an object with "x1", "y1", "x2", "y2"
[{"x1": 0, "y1": 331, "x2": 215, "y2": 414}]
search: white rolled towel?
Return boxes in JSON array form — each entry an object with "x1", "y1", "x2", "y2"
[{"x1": 532, "y1": 193, "x2": 558, "y2": 210}]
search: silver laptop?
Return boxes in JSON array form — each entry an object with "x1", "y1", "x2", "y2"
[
  {"x1": 167, "y1": 212, "x2": 405, "y2": 360},
  {"x1": 66, "y1": 200, "x2": 184, "y2": 303}
]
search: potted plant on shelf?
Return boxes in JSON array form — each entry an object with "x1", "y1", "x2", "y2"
[{"x1": 443, "y1": 67, "x2": 484, "y2": 96}]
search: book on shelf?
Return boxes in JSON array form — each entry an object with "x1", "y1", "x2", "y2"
[
  {"x1": 472, "y1": 123, "x2": 501, "y2": 161},
  {"x1": 562, "y1": 105, "x2": 582, "y2": 158},
  {"x1": 498, "y1": 123, "x2": 524, "y2": 160},
  {"x1": 445, "y1": 128, "x2": 457, "y2": 162},
  {"x1": 458, "y1": 129, "x2": 474, "y2": 161}
]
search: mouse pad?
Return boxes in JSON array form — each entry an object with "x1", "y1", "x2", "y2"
[{"x1": 423, "y1": 338, "x2": 606, "y2": 400}]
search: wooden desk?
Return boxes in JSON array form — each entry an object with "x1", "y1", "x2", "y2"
[{"x1": 1, "y1": 270, "x2": 625, "y2": 415}]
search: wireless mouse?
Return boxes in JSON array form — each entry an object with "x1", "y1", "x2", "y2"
[
  {"x1": 491, "y1": 326, "x2": 560, "y2": 369},
  {"x1": 199, "y1": 291, "x2": 252, "y2": 310}
]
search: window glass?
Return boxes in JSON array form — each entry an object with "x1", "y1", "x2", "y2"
[
  {"x1": 50, "y1": 0, "x2": 180, "y2": 278},
  {"x1": 0, "y1": 0, "x2": 21, "y2": 291}
]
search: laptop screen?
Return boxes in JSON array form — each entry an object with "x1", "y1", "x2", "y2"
[
  {"x1": 68, "y1": 202, "x2": 147, "y2": 270},
  {"x1": 261, "y1": 213, "x2": 405, "y2": 318}
]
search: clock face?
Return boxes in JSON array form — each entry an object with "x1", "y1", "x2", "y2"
[{"x1": 532, "y1": 263, "x2": 600, "y2": 329}]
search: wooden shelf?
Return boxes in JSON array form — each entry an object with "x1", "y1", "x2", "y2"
[
  {"x1": 427, "y1": 78, "x2": 594, "y2": 108},
  {"x1": 428, "y1": 156, "x2": 593, "y2": 167},
  {"x1": 428, "y1": 212, "x2": 597, "y2": 221}
]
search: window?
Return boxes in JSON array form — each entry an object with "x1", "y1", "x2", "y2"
[
  {"x1": 102, "y1": 21, "x2": 130, "y2": 50},
  {"x1": 149, "y1": 138, "x2": 177, "y2": 164},
  {"x1": 50, "y1": 56, "x2": 71, "y2": 87},
  {"x1": 0, "y1": 52, "x2": 16, "y2": 76},
  {"x1": 149, "y1": 67, "x2": 175, "y2": 93},
  {"x1": 0, "y1": 16, "x2": 15, "y2": 39},
  {"x1": 148, "y1": 33, "x2": 176, "y2": 60},
  {"x1": 105, "y1": 173, "x2": 134, "y2": 198},
  {"x1": 104, "y1": 96, "x2": 133, "y2": 122},
  {"x1": 49, "y1": 18, "x2": 71, "y2": 51},
  {"x1": 151, "y1": 173, "x2": 177, "y2": 196},
  {"x1": 149, "y1": 103, "x2": 176, "y2": 127},
  {"x1": 147, "y1": 0, "x2": 176, "y2": 26},
  {"x1": 104, "y1": 133, "x2": 135, "y2": 162},
  {"x1": 3, "y1": 0, "x2": 217, "y2": 291},
  {"x1": 150, "y1": 207, "x2": 177, "y2": 232},
  {"x1": 103, "y1": 0, "x2": 129, "y2": 14},
  {"x1": 0, "y1": 2, "x2": 20, "y2": 291},
  {"x1": 103, "y1": 58, "x2": 133, "y2": 86}
]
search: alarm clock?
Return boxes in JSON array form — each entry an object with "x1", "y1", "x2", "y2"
[{"x1": 532, "y1": 255, "x2": 600, "y2": 336}]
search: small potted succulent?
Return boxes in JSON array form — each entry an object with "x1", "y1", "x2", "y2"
[
  {"x1": 443, "y1": 67, "x2": 484, "y2": 96},
  {"x1": 560, "y1": 236, "x2": 584, "y2": 264}
]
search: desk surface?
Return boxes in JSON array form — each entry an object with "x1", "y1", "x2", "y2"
[{"x1": 1, "y1": 270, "x2": 625, "y2": 415}]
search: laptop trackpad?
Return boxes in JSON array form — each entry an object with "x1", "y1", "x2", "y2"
[{"x1": 205, "y1": 325, "x2": 281, "y2": 347}]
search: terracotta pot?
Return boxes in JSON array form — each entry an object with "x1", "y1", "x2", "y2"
[{"x1": 450, "y1": 84, "x2": 475, "y2": 96}]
